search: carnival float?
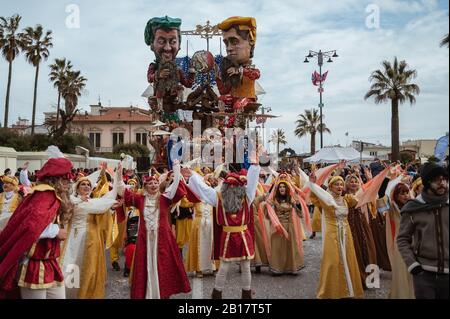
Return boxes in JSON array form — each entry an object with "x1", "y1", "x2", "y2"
[{"x1": 142, "y1": 16, "x2": 276, "y2": 169}]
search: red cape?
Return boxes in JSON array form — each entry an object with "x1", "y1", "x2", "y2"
[
  {"x1": 0, "y1": 189, "x2": 60, "y2": 296},
  {"x1": 127, "y1": 180, "x2": 200, "y2": 299}
]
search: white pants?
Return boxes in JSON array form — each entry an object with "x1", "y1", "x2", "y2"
[
  {"x1": 215, "y1": 260, "x2": 251, "y2": 291},
  {"x1": 20, "y1": 286, "x2": 66, "y2": 299}
]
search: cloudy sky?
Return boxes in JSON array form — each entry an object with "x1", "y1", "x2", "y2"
[{"x1": 1, "y1": 0, "x2": 448, "y2": 154}]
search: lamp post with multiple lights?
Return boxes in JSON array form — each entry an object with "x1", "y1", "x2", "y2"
[{"x1": 304, "y1": 49, "x2": 338, "y2": 149}]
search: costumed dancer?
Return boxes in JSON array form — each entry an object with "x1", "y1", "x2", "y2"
[
  {"x1": 110, "y1": 178, "x2": 138, "y2": 273},
  {"x1": 377, "y1": 173, "x2": 415, "y2": 299},
  {"x1": 61, "y1": 164, "x2": 121, "y2": 299},
  {"x1": 0, "y1": 176, "x2": 21, "y2": 232},
  {"x1": 186, "y1": 154, "x2": 261, "y2": 299},
  {"x1": 0, "y1": 153, "x2": 73, "y2": 299},
  {"x1": 172, "y1": 194, "x2": 195, "y2": 259},
  {"x1": 344, "y1": 174, "x2": 378, "y2": 288},
  {"x1": 265, "y1": 173, "x2": 306, "y2": 275},
  {"x1": 307, "y1": 172, "x2": 364, "y2": 299},
  {"x1": 118, "y1": 161, "x2": 199, "y2": 299},
  {"x1": 185, "y1": 173, "x2": 217, "y2": 277},
  {"x1": 251, "y1": 180, "x2": 270, "y2": 273},
  {"x1": 120, "y1": 178, "x2": 142, "y2": 278}
]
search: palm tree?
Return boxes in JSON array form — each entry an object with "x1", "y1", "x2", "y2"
[
  {"x1": 270, "y1": 128, "x2": 287, "y2": 156},
  {"x1": 0, "y1": 14, "x2": 26, "y2": 128},
  {"x1": 22, "y1": 25, "x2": 53, "y2": 135},
  {"x1": 52, "y1": 70, "x2": 87, "y2": 138},
  {"x1": 49, "y1": 58, "x2": 73, "y2": 130},
  {"x1": 365, "y1": 57, "x2": 420, "y2": 162},
  {"x1": 295, "y1": 109, "x2": 331, "y2": 155}
]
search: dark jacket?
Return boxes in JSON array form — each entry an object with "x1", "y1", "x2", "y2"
[{"x1": 397, "y1": 192, "x2": 449, "y2": 274}]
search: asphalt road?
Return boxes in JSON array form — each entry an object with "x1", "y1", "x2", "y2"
[{"x1": 105, "y1": 233, "x2": 391, "y2": 299}]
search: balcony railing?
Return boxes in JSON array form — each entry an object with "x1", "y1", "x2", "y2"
[{"x1": 94, "y1": 147, "x2": 113, "y2": 153}]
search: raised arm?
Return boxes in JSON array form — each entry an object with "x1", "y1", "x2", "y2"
[
  {"x1": 164, "y1": 161, "x2": 182, "y2": 200},
  {"x1": 246, "y1": 164, "x2": 261, "y2": 204},
  {"x1": 20, "y1": 162, "x2": 32, "y2": 187},
  {"x1": 306, "y1": 173, "x2": 337, "y2": 209},
  {"x1": 186, "y1": 171, "x2": 218, "y2": 207}
]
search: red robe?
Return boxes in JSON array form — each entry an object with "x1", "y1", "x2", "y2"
[
  {"x1": 122, "y1": 180, "x2": 200, "y2": 299},
  {"x1": 214, "y1": 195, "x2": 255, "y2": 261},
  {"x1": 0, "y1": 186, "x2": 62, "y2": 298}
]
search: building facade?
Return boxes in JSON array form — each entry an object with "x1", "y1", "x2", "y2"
[
  {"x1": 45, "y1": 104, "x2": 156, "y2": 153},
  {"x1": 351, "y1": 141, "x2": 391, "y2": 161}
]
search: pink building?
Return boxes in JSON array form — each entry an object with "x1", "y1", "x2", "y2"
[{"x1": 46, "y1": 103, "x2": 156, "y2": 153}]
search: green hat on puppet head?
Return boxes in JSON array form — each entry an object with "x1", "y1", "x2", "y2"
[{"x1": 144, "y1": 16, "x2": 182, "y2": 46}]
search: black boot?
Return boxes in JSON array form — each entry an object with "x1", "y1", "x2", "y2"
[
  {"x1": 123, "y1": 268, "x2": 130, "y2": 278},
  {"x1": 309, "y1": 232, "x2": 316, "y2": 239},
  {"x1": 255, "y1": 266, "x2": 261, "y2": 274},
  {"x1": 242, "y1": 289, "x2": 252, "y2": 299},
  {"x1": 112, "y1": 261, "x2": 121, "y2": 271},
  {"x1": 211, "y1": 288, "x2": 222, "y2": 299}
]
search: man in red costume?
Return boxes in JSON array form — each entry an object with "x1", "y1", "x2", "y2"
[
  {"x1": 0, "y1": 157, "x2": 73, "y2": 299},
  {"x1": 185, "y1": 160, "x2": 261, "y2": 299},
  {"x1": 117, "y1": 160, "x2": 200, "y2": 299}
]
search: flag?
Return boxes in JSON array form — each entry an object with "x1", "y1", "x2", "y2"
[
  {"x1": 256, "y1": 117, "x2": 266, "y2": 125},
  {"x1": 321, "y1": 71, "x2": 329, "y2": 82},
  {"x1": 311, "y1": 71, "x2": 321, "y2": 86},
  {"x1": 312, "y1": 70, "x2": 329, "y2": 86},
  {"x1": 434, "y1": 135, "x2": 449, "y2": 162}
]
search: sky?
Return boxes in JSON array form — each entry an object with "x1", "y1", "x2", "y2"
[{"x1": 0, "y1": 0, "x2": 449, "y2": 154}]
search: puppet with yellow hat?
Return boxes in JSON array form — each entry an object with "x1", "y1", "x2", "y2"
[{"x1": 216, "y1": 16, "x2": 261, "y2": 116}]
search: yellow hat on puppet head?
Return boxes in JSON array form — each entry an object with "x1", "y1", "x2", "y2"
[{"x1": 218, "y1": 16, "x2": 257, "y2": 44}]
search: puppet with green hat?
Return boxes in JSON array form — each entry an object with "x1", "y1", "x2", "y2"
[{"x1": 145, "y1": 16, "x2": 195, "y2": 113}]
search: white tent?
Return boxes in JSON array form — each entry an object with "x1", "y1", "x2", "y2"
[{"x1": 304, "y1": 147, "x2": 374, "y2": 164}]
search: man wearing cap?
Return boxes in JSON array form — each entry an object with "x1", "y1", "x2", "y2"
[
  {"x1": 0, "y1": 157, "x2": 73, "y2": 299},
  {"x1": 185, "y1": 156, "x2": 261, "y2": 299},
  {"x1": 216, "y1": 16, "x2": 260, "y2": 114},
  {"x1": 397, "y1": 162, "x2": 449, "y2": 299},
  {"x1": 0, "y1": 176, "x2": 22, "y2": 232},
  {"x1": 145, "y1": 16, "x2": 195, "y2": 112}
]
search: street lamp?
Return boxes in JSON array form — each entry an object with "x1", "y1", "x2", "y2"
[
  {"x1": 303, "y1": 49, "x2": 338, "y2": 149},
  {"x1": 260, "y1": 106, "x2": 271, "y2": 149}
]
